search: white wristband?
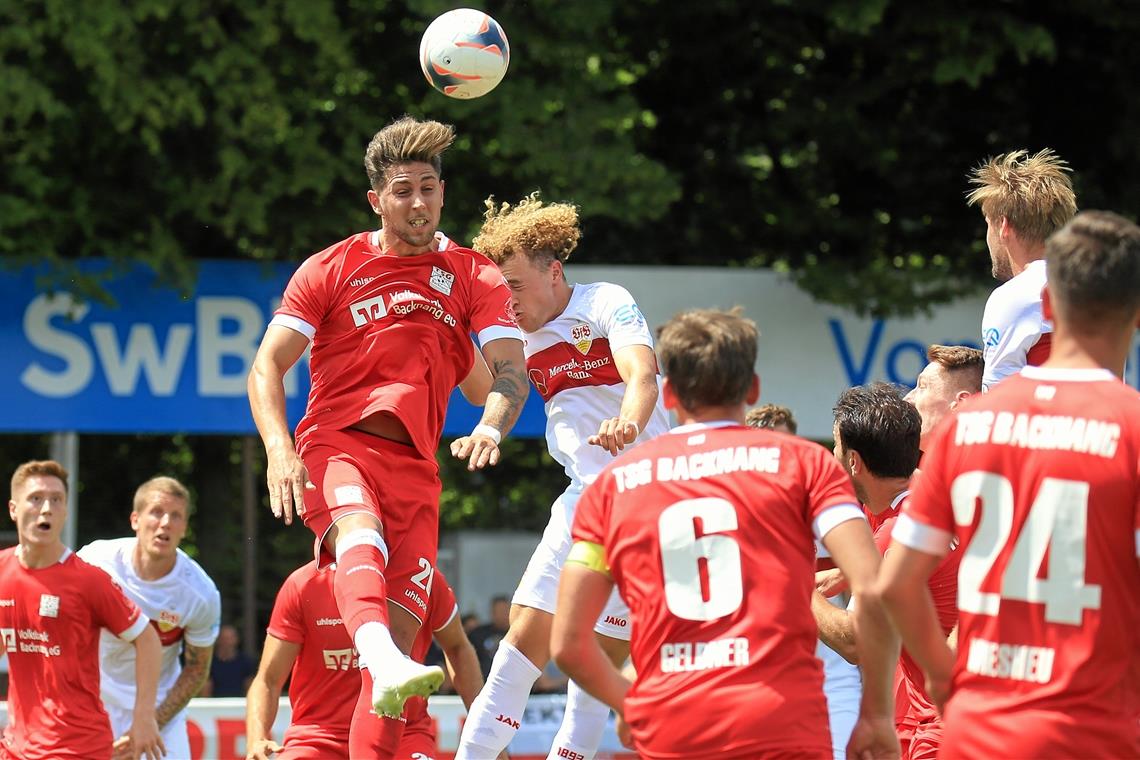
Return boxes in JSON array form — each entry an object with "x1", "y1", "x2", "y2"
[{"x1": 472, "y1": 424, "x2": 502, "y2": 445}]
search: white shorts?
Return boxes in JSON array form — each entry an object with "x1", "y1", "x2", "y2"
[
  {"x1": 107, "y1": 703, "x2": 191, "y2": 760},
  {"x1": 512, "y1": 487, "x2": 631, "y2": 641}
]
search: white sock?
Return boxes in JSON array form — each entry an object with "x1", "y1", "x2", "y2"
[
  {"x1": 455, "y1": 641, "x2": 542, "y2": 760},
  {"x1": 547, "y1": 679, "x2": 610, "y2": 760},
  {"x1": 353, "y1": 621, "x2": 404, "y2": 676}
]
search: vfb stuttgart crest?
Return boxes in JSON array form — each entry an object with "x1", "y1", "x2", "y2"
[{"x1": 571, "y1": 322, "x2": 593, "y2": 354}]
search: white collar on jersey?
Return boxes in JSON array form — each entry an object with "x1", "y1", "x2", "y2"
[
  {"x1": 1019, "y1": 366, "x2": 1116, "y2": 382},
  {"x1": 890, "y1": 490, "x2": 911, "y2": 511},
  {"x1": 15, "y1": 546, "x2": 71, "y2": 565},
  {"x1": 670, "y1": 420, "x2": 742, "y2": 434},
  {"x1": 369, "y1": 229, "x2": 450, "y2": 251}
]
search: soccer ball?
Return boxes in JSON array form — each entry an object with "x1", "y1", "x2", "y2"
[{"x1": 419, "y1": 8, "x2": 510, "y2": 99}]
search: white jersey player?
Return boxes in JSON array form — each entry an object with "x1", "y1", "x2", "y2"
[
  {"x1": 980, "y1": 258, "x2": 1051, "y2": 390},
  {"x1": 965, "y1": 148, "x2": 1076, "y2": 390},
  {"x1": 455, "y1": 194, "x2": 668, "y2": 760},
  {"x1": 79, "y1": 477, "x2": 221, "y2": 759}
]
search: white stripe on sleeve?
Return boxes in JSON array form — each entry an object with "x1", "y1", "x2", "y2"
[
  {"x1": 269, "y1": 313, "x2": 316, "y2": 341},
  {"x1": 813, "y1": 503, "x2": 866, "y2": 542},
  {"x1": 891, "y1": 512, "x2": 953, "y2": 557},
  {"x1": 477, "y1": 324, "x2": 524, "y2": 345},
  {"x1": 116, "y1": 615, "x2": 151, "y2": 643}
]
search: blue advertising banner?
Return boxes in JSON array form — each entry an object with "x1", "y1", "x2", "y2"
[{"x1": 0, "y1": 260, "x2": 548, "y2": 436}]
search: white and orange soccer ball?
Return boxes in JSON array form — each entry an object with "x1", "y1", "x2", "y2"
[{"x1": 419, "y1": 8, "x2": 510, "y2": 99}]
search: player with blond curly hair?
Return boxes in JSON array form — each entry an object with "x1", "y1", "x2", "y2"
[
  {"x1": 456, "y1": 192, "x2": 670, "y2": 760},
  {"x1": 966, "y1": 149, "x2": 1076, "y2": 389}
]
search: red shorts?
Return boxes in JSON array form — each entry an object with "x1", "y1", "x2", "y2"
[
  {"x1": 398, "y1": 716, "x2": 439, "y2": 759},
  {"x1": 277, "y1": 736, "x2": 349, "y2": 759},
  {"x1": 300, "y1": 427, "x2": 441, "y2": 623}
]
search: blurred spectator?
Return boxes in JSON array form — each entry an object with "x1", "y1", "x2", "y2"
[
  {"x1": 467, "y1": 595, "x2": 510, "y2": 678},
  {"x1": 462, "y1": 612, "x2": 482, "y2": 634},
  {"x1": 200, "y1": 624, "x2": 255, "y2": 697}
]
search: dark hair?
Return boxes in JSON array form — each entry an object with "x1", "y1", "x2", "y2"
[
  {"x1": 1046, "y1": 210, "x2": 1140, "y2": 330},
  {"x1": 363, "y1": 116, "x2": 455, "y2": 189},
  {"x1": 745, "y1": 404, "x2": 798, "y2": 434},
  {"x1": 656, "y1": 308, "x2": 757, "y2": 410},
  {"x1": 833, "y1": 383, "x2": 921, "y2": 479}
]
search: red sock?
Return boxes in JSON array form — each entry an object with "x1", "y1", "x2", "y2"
[
  {"x1": 333, "y1": 543, "x2": 389, "y2": 638},
  {"x1": 350, "y1": 664, "x2": 407, "y2": 759}
]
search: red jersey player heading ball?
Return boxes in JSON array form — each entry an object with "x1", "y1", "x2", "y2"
[
  {"x1": 879, "y1": 210, "x2": 1140, "y2": 759},
  {"x1": 247, "y1": 116, "x2": 528, "y2": 753},
  {"x1": 552, "y1": 308, "x2": 901, "y2": 760}
]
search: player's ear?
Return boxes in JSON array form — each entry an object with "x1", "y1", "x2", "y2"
[
  {"x1": 999, "y1": 215, "x2": 1011, "y2": 240},
  {"x1": 366, "y1": 189, "x2": 382, "y2": 217},
  {"x1": 129, "y1": 509, "x2": 141, "y2": 532},
  {"x1": 745, "y1": 373, "x2": 760, "y2": 405},
  {"x1": 661, "y1": 377, "x2": 680, "y2": 412},
  {"x1": 439, "y1": 178, "x2": 446, "y2": 207},
  {"x1": 1041, "y1": 284, "x2": 1054, "y2": 322}
]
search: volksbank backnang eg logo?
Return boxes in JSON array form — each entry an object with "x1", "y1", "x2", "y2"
[{"x1": 350, "y1": 295, "x2": 388, "y2": 327}]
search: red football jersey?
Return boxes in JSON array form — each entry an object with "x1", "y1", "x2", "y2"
[
  {"x1": 273, "y1": 231, "x2": 520, "y2": 459},
  {"x1": 0, "y1": 548, "x2": 148, "y2": 760},
  {"x1": 895, "y1": 367, "x2": 1140, "y2": 758},
  {"x1": 269, "y1": 562, "x2": 458, "y2": 752},
  {"x1": 267, "y1": 562, "x2": 356, "y2": 750},
  {"x1": 573, "y1": 422, "x2": 863, "y2": 759}
]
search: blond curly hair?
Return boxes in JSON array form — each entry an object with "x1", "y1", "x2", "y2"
[
  {"x1": 471, "y1": 191, "x2": 580, "y2": 268},
  {"x1": 966, "y1": 149, "x2": 1076, "y2": 243}
]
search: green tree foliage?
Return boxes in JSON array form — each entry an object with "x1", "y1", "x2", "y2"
[{"x1": 1, "y1": 0, "x2": 679, "y2": 302}]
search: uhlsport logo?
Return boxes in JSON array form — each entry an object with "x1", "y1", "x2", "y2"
[{"x1": 571, "y1": 322, "x2": 593, "y2": 354}]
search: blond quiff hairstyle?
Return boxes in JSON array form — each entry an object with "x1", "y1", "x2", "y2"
[
  {"x1": 364, "y1": 116, "x2": 455, "y2": 189},
  {"x1": 472, "y1": 191, "x2": 580, "y2": 268},
  {"x1": 965, "y1": 149, "x2": 1076, "y2": 242}
]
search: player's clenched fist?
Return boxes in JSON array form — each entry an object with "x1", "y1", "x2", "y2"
[{"x1": 587, "y1": 417, "x2": 639, "y2": 456}]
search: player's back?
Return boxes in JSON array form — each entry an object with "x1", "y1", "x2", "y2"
[
  {"x1": 915, "y1": 366, "x2": 1140, "y2": 757},
  {"x1": 583, "y1": 422, "x2": 858, "y2": 758}
]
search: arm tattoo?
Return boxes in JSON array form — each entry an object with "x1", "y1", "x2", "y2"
[
  {"x1": 155, "y1": 643, "x2": 214, "y2": 728},
  {"x1": 484, "y1": 358, "x2": 528, "y2": 430}
]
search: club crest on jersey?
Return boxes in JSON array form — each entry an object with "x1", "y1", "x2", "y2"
[
  {"x1": 429, "y1": 266, "x2": 455, "y2": 296},
  {"x1": 39, "y1": 594, "x2": 60, "y2": 618},
  {"x1": 571, "y1": 322, "x2": 593, "y2": 354},
  {"x1": 157, "y1": 610, "x2": 182, "y2": 633}
]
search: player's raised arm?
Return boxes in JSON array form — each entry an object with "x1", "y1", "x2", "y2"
[
  {"x1": 245, "y1": 634, "x2": 301, "y2": 760},
  {"x1": 450, "y1": 336, "x2": 528, "y2": 471},
  {"x1": 247, "y1": 324, "x2": 312, "y2": 524},
  {"x1": 588, "y1": 344, "x2": 659, "y2": 455},
  {"x1": 821, "y1": 518, "x2": 900, "y2": 760}
]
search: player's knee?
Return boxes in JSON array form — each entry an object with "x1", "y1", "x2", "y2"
[{"x1": 335, "y1": 527, "x2": 389, "y2": 564}]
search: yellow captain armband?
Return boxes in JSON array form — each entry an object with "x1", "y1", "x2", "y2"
[{"x1": 566, "y1": 541, "x2": 611, "y2": 578}]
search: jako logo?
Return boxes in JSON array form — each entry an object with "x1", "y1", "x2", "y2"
[
  {"x1": 495, "y1": 714, "x2": 520, "y2": 730},
  {"x1": 604, "y1": 615, "x2": 627, "y2": 627}
]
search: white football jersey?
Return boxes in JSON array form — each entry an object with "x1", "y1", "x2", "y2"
[
  {"x1": 981, "y1": 259, "x2": 1051, "y2": 391},
  {"x1": 523, "y1": 281, "x2": 670, "y2": 486},
  {"x1": 78, "y1": 538, "x2": 221, "y2": 712}
]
